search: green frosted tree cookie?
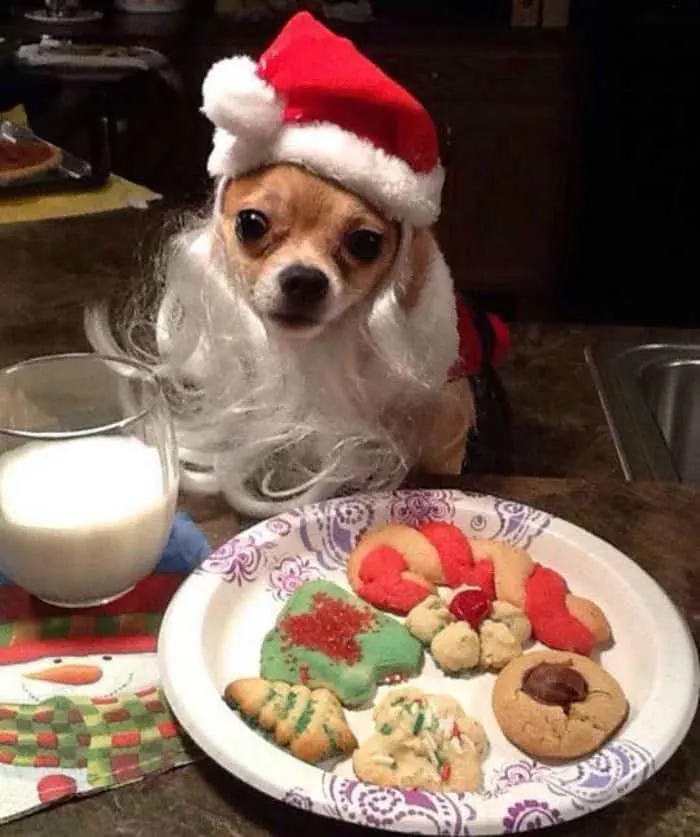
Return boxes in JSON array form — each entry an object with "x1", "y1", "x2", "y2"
[{"x1": 260, "y1": 580, "x2": 424, "y2": 708}]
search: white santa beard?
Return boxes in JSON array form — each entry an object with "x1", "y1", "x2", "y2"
[
  {"x1": 85, "y1": 216, "x2": 459, "y2": 518},
  {"x1": 0, "y1": 653, "x2": 159, "y2": 703}
]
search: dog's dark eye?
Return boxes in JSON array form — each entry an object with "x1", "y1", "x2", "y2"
[
  {"x1": 235, "y1": 209, "x2": 269, "y2": 243},
  {"x1": 344, "y1": 229, "x2": 383, "y2": 263}
]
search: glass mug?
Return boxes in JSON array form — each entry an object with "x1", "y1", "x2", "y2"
[{"x1": 0, "y1": 353, "x2": 179, "y2": 608}]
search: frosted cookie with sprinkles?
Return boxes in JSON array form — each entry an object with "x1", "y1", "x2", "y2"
[
  {"x1": 260, "y1": 581, "x2": 423, "y2": 708},
  {"x1": 353, "y1": 686, "x2": 488, "y2": 792}
]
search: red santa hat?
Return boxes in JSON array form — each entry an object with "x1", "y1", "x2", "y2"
[{"x1": 201, "y1": 12, "x2": 444, "y2": 227}]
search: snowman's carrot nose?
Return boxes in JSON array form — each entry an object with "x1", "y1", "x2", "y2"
[{"x1": 24, "y1": 664, "x2": 103, "y2": 686}]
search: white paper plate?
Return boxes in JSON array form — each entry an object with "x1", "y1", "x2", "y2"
[{"x1": 159, "y1": 490, "x2": 699, "y2": 835}]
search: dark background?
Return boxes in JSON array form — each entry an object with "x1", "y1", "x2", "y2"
[
  {"x1": 1, "y1": 0, "x2": 699, "y2": 328},
  {"x1": 562, "y1": 0, "x2": 700, "y2": 327}
]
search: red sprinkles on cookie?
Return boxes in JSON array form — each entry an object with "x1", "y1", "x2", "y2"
[{"x1": 280, "y1": 593, "x2": 375, "y2": 664}]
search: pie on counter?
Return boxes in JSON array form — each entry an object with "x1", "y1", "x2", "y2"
[{"x1": 0, "y1": 138, "x2": 62, "y2": 185}]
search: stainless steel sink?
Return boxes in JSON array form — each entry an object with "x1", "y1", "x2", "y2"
[{"x1": 586, "y1": 340, "x2": 700, "y2": 482}]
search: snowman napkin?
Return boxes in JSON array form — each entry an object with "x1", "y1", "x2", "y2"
[{"x1": 0, "y1": 512, "x2": 210, "y2": 825}]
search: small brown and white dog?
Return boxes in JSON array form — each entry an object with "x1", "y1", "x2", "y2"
[{"x1": 86, "y1": 14, "x2": 475, "y2": 517}]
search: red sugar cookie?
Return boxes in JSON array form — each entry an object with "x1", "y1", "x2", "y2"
[
  {"x1": 356, "y1": 545, "x2": 434, "y2": 614},
  {"x1": 415, "y1": 522, "x2": 496, "y2": 597},
  {"x1": 524, "y1": 565, "x2": 596, "y2": 656},
  {"x1": 346, "y1": 521, "x2": 611, "y2": 655},
  {"x1": 415, "y1": 522, "x2": 473, "y2": 587}
]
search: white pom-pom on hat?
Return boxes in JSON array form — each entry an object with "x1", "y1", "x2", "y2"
[
  {"x1": 201, "y1": 56, "x2": 283, "y2": 141},
  {"x1": 208, "y1": 128, "x2": 268, "y2": 181}
]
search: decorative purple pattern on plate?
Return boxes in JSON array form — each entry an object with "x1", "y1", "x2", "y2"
[
  {"x1": 283, "y1": 788, "x2": 313, "y2": 812},
  {"x1": 297, "y1": 496, "x2": 376, "y2": 571},
  {"x1": 199, "y1": 532, "x2": 272, "y2": 585},
  {"x1": 485, "y1": 740, "x2": 654, "y2": 806},
  {"x1": 320, "y1": 775, "x2": 476, "y2": 835},
  {"x1": 542, "y1": 740, "x2": 655, "y2": 804},
  {"x1": 266, "y1": 554, "x2": 322, "y2": 601},
  {"x1": 492, "y1": 500, "x2": 551, "y2": 548},
  {"x1": 265, "y1": 515, "x2": 295, "y2": 537},
  {"x1": 388, "y1": 490, "x2": 456, "y2": 527},
  {"x1": 502, "y1": 800, "x2": 562, "y2": 833},
  {"x1": 488, "y1": 760, "x2": 547, "y2": 796},
  {"x1": 469, "y1": 513, "x2": 489, "y2": 535},
  {"x1": 199, "y1": 489, "x2": 552, "y2": 587},
  {"x1": 275, "y1": 739, "x2": 655, "y2": 833}
]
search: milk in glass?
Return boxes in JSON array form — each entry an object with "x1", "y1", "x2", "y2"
[{"x1": 0, "y1": 435, "x2": 177, "y2": 605}]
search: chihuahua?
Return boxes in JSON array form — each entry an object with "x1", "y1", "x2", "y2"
[
  {"x1": 86, "y1": 13, "x2": 484, "y2": 517},
  {"x1": 86, "y1": 162, "x2": 474, "y2": 517}
]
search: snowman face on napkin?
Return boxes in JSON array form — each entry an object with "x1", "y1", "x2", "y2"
[{"x1": 0, "y1": 652, "x2": 159, "y2": 703}]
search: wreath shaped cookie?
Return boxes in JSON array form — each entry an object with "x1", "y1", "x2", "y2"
[
  {"x1": 406, "y1": 592, "x2": 532, "y2": 674},
  {"x1": 347, "y1": 522, "x2": 611, "y2": 656}
]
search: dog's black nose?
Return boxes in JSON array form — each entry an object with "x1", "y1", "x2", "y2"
[{"x1": 278, "y1": 265, "x2": 329, "y2": 306}]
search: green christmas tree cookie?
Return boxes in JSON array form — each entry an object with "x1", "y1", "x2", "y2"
[{"x1": 260, "y1": 580, "x2": 424, "y2": 708}]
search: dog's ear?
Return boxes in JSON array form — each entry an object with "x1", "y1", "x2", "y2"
[{"x1": 399, "y1": 226, "x2": 434, "y2": 311}]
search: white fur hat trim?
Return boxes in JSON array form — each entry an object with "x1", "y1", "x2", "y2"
[{"x1": 201, "y1": 56, "x2": 444, "y2": 227}]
